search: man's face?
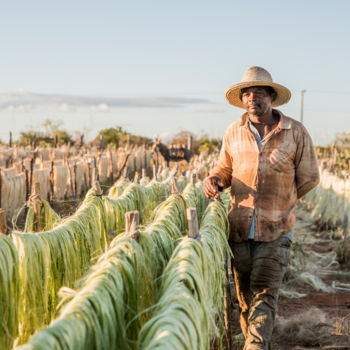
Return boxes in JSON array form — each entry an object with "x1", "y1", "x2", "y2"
[{"x1": 241, "y1": 86, "x2": 275, "y2": 117}]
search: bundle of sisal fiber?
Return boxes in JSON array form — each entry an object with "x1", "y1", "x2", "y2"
[{"x1": 1, "y1": 171, "x2": 26, "y2": 219}]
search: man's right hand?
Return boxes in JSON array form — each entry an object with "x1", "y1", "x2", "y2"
[{"x1": 203, "y1": 176, "x2": 224, "y2": 199}]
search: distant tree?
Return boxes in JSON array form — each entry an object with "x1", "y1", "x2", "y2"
[
  {"x1": 197, "y1": 135, "x2": 220, "y2": 153},
  {"x1": 335, "y1": 132, "x2": 350, "y2": 148},
  {"x1": 170, "y1": 131, "x2": 197, "y2": 152},
  {"x1": 96, "y1": 126, "x2": 152, "y2": 148},
  {"x1": 17, "y1": 119, "x2": 73, "y2": 146},
  {"x1": 169, "y1": 131, "x2": 220, "y2": 154}
]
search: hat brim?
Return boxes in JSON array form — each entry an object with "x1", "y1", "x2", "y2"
[{"x1": 225, "y1": 81, "x2": 291, "y2": 108}]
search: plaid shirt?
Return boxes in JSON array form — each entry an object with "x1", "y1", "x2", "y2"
[{"x1": 211, "y1": 109, "x2": 320, "y2": 242}]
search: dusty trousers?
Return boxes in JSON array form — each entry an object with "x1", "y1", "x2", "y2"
[{"x1": 229, "y1": 235, "x2": 291, "y2": 350}]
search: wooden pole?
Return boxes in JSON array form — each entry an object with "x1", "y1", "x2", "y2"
[
  {"x1": 33, "y1": 182, "x2": 42, "y2": 232},
  {"x1": 68, "y1": 162, "x2": 75, "y2": 200},
  {"x1": 49, "y1": 161, "x2": 54, "y2": 204},
  {"x1": 0, "y1": 208, "x2": 7, "y2": 234},
  {"x1": 0, "y1": 169, "x2": 2, "y2": 209},
  {"x1": 125, "y1": 210, "x2": 140, "y2": 242},
  {"x1": 171, "y1": 177, "x2": 179, "y2": 194},
  {"x1": 108, "y1": 148, "x2": 114, "y2": 183},
  {"x1": 93, "y1": 181, "x2": 103, "y2": 197},
  {"x1": 73, "y1": 162, "x2": 78, "y2": 199},
  {"x1": 134, "y1": 171, "x2": 140, "y2": 184},
  {"x1": 186, "y1": 207, "x2": 199, "y2": 239},
  {"x1": 192, "y1": 173, "x2": 196, "y2": 185},
  {"x1": 33, "y1": 133, "x2": 37, "y2": 150},
  {"x1": 187, "y1": 135, "x2": 193, "y2": 152},
  {"x1": 100, "y1": 135, "x2": 105, "y2": 151},
  {"x1": 29, "y1": 158, "x2": 34, "y2": 198},
  {"x1": 153, "y1": 164, "x2": 158, "y2": 181},
  {"x1": 9, "y1": 131, "x2": 12, "y2": 148}
]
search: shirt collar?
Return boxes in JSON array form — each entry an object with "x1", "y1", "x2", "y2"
[{"x1": 239, "y1": 109, "x2": 291, "y2": 130}]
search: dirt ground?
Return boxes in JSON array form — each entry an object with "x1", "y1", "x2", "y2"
[{"x1": 227, "y1": 205, "x2": 350, "y2": 350}]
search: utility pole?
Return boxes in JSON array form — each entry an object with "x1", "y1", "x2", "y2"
[{"x1": 300, "y1": 90, "x2": 306, "y2": 123}]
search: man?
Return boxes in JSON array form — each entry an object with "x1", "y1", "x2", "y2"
[{"x1": 203, "y1": 66, "x2": 320, "y2": 350}]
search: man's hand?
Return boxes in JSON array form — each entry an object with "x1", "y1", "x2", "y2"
[{"x1": 203, "y1": 176, "x2": 224, "y2": 199}]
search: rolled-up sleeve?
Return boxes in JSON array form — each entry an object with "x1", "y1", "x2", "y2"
[
  {"x1": 294, "y1": 126, "x2": 320, "y2": 199},
  {"x1": 210, "y1": 131, "x2": 233, "y2": 189}
]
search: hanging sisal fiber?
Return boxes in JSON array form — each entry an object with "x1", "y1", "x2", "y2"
[
  {"x1": 11, "y1": 188, "x2": 109, "y2": 345},
  {"x1": 0, "y1": 235, "x2": 20, "y2": 350},
  {"x1": 15, "y1": 194, "x2": 189, "y2": 350},
  {"x1": 32, "y1": 168, "x2": 51, "y2": 201},
  {"x1": 98, "y1": 156, "x2": 109, "y2": 183},
  {"x1": 53, "y1": 165, "x2": 69, "y2": 200},
  {"x1": 1, "y1": 172, "x2": 26, "y2": 219},
  {"x1": 75, "y1": 161, "x2": 88, "y2": 197},
  {"x1": 137, "y1": 201, "x2": 230, "y2": 350},
  {"x1": 2, "y1": 167, "x2": 18, "y2": 176},
  {"x1": 24, "y1": 199, "x2": 61, "y2": 232}
]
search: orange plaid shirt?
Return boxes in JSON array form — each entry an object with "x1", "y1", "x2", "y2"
[{"x1": 211, "y1": 109, "x2": 320, "y2": 242}]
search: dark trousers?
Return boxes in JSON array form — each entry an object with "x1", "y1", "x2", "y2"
[{"x1": 229, "y1": 235, "x2": 291, "y2": 350}]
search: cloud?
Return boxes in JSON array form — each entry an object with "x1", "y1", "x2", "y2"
[
  {"x1": 7, "y1": 103, "x2": 33, "y2": 112},
  {"x1": 89, "y1": 103, "x2": 109, "y2": 112},
  {"x1": 0, "y1": 90, "x2": 210, "y2": 111},
  {"x1": 59, "y1": 104, "x2": 76, "y2": 113}
]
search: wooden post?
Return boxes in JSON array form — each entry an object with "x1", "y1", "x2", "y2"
[
  {"x1": 123, "y1": 167, "x2": 129, "y2": 179},
  {"x1": 171, "y1": 177, "x2": 179, "y2": 194},
  {"x1": 33, "y1": 133, "x2": 37, "y2": 150},
  {"x1": 100, "y1": 134, "x2": 105, "y2": 151},
  {"x1": 125, "y1": 210, "x2": 140, "y2": 242},
  {"x1": 142, "y1": 168, "x2": 146, "y2": 179},
  {"x1": 108, "y1": 148, "x2": 114, "y2": 183},
  {"x1": 33, "y1": 182, "x2": 42, "y2": 232},
  {"x1": 0, "y1": 169, "x2": 2, "y2": 209},
  {"x1": 73, "y1": 162, "x2": 78, "y2": 199},
  {"x1": 174, "y1": 163, "x2": 179, "y2": 176},
  {"x1": 68, "y1": 162, "x2": 75, "y2": 200},
  {"x1": 49, "y1": 161, "x2": 54, "y2": 204},
  {"x1": 80, "y1": 134, "x2": 84, "y2": 148},
  {"x1": 93, "y1": 181, "x2": 103, "y2": 197},
  {"x1": 187, "y1": 135, "x2": 193, "y2": 152},
  {"x1": 153, "y1": 164, "x2": 158, "y2": 181},
  {"x1": 9, "y1": 131, "x2": 12, "y2": 148},
  {"x1": 87, "y1": 160, "x2": 92, "y2": 187},
  {"x1": 192, "y1": 173, "x2": 196, "y2": 185},
  {"x1": 94, "y1": 156, "x2": 99, "y2": 182},
  {"x1": 157, "y1": 165, "x2": 163, "y2": 179},
  {"x1": 156, "y1": 149, "x2": 159, "y2": 168},
  {"x1": 187, "y1": 207, "x2": 200, "y2": 239},
  {"x1": 0, "y1": 208, "x2": 7, "y2": 234},
  {"x1": 134, "y1": 171, "x2": 140, "y2": 184},
  {"x1": 29, "y1": 158, "x2": 34, "y2": 198}
]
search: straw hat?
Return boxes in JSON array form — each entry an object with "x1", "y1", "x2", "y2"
[{"x1": 225, "y1": 66, "x2": 291, "y2": 108}]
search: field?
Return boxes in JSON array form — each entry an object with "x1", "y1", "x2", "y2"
[{"x1": 0, "y1": 145, "x2": 349, "y2": 349}]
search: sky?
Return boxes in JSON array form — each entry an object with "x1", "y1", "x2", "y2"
[{"x1": 0, "y1": 0, "x2": 349, "y2": 145}]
